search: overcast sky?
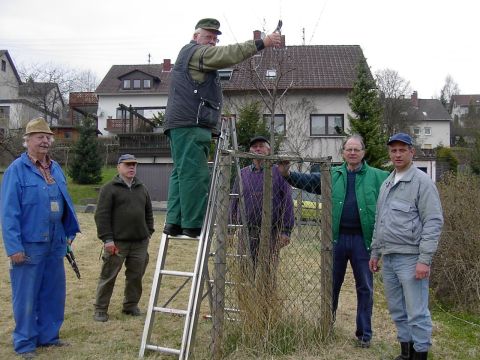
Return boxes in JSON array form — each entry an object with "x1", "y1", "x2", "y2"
[{"x1": 1, "y1": 0, "x2": 478, "y2": 98}]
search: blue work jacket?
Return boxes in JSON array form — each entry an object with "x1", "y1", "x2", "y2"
[{"x1": 1, "y1": 153, "x2": 80, "y2": 256}]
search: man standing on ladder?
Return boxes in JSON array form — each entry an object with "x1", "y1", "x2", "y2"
[{"x1": 163, "y1": 18, "x2": 282, "y2": 238}]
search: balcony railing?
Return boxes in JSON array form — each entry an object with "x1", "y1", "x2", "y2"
[
  {"x1": 117, "y1": 133, "x2": 170, "y2": 157},
  {"x1": 106, "y1": 118, "x2": 155, "y2": 133}
]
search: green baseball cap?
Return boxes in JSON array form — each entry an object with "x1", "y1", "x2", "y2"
[{"x1": 195, "y1": 18, "x2": 221, "y2": 35}]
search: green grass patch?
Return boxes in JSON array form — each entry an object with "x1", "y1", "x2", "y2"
[
  {"x1": 431, "y1": 303, "x2": 480, "y2": 359},
  {"x1": 66, "y1": 166, "x2": 117, "y2": 204}
]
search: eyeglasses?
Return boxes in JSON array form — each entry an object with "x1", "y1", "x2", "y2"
[
  {"x1": 343, "y1": 148, "x2": 364, "y2": 153},
  {"x1": 200, "y1": 35, "x2": 219, "y2": 44}
]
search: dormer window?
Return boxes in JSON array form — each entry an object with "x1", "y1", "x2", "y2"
[
  {"x1": 266, "y1": 69, "x2": 277, "y2": 79},
  {"x1": 143, "y1": 79, "x2": 151, "y2": 88},
  {"x1": 218, "y1": 69, "x2": 233, "y2": 81},
  {"x1": 133, "y1": 80, "x2": 141, "y2": 89},
  {"x1": 123, "y1": 79, "x2": 131, "y2": 89}
]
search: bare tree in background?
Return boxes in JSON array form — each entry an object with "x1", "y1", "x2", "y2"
[
  {"x1": 439, "y1": 74, "x2": 460, "y2": 110},
  {"x1": 375, "y1": 68, "x2": 413, "y2": 134},
  {"x1": 18, "y1": 63, "x2": 99, "y2": 125},
  {"x1": 281, "y1": 97, "x2": 315, "y2": 162},
  {"x1": 246, "y1": 46, "x2": 296, "y2": 150}
]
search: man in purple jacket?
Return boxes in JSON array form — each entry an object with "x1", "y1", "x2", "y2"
[{"x1": 230, "y1": 136, "x2": 294, "y2": 272}]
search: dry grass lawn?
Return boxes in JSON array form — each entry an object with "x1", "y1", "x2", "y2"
[{"x1": 0, "y1": 213, "x2": 476, "y2": 359}]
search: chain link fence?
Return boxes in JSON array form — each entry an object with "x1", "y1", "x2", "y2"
[{"x1": 207, "y1": 150, "x2": 334, "y2": 358}]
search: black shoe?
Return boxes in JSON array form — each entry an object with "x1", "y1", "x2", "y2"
[
  {"x1": 163, "y1": 223, "x2": 182, "y2": 236},
  {"x1": 182, "y1": 228, "x2": 201, "y2": 237},
  {"x1": 122, "y1": 307, "x2": 141, "y2": 316}
]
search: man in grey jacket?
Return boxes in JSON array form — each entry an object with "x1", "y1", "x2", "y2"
[{"x1": 369, "y1": 133, "x2": 443, "y2": 360}]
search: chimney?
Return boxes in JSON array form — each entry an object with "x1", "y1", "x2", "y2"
[
  {"x1": 411, "y1": 91, "x2": 418, "y2": 107},
  {"x1": 162, "y1": 59, "x2": 172, "y2": 72}
]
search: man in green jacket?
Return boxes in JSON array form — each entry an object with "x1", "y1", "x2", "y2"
[
  {"x1": 278, "y1": 135, "x2": 389, "y2": 348},
  {"x1": 163, "y1": 18, "x2": 282, "y2": 238},
  {"x1": 93, "y1": 154, "x2": 155, "y2": 322}
]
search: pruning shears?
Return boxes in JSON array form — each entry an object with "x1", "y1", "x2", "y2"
[
  {"x1": 66, "y1": 245, "x2": 81, "y2": 279},
  {"x1": 275, "y1": 20, "x2": 283, "y2": 34}
]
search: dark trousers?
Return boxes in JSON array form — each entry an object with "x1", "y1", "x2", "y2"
[
  {"x1": 332, "y1": 233, "x2": 373, "y2": 341},
  {"x1": 94, "y1": 239, "x2": 149, "y2": 312}
]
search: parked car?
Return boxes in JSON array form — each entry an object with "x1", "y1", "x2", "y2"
[{"x1": 291, "y1": 188, "x2": 322, "y2": 221}]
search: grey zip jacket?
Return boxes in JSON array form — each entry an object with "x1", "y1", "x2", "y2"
[{"x1": 370, "y1": 164, "x2": 443, "y2": 265}]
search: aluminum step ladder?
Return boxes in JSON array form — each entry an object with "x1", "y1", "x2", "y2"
[{"x1": 139, "y1": 117, "x2": 239, "y2": 359}]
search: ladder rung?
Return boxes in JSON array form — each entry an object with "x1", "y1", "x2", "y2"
[
  {"x1": 145, "y1": 344, "x2": 181, "y2": 355},
  {"x1": 168, "y1": 234, "x2": 200, "y2": 240},
  {"x1": 154, "y1": 306, "x2": 188, "y2": 316},
  {"x1": 160, "y1": 269, "x2": 195, "y2": 277},
  {"x1": 227, "y1": 224, "x2": 243, "y2": 228}
]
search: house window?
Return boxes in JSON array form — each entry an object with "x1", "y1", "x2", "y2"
[
  {"x1": 1, "y1": 60, "x2": 6, "y2": 72},
  {"x1": 64, "y1": 131, "x2": 72, "y2": 139},
  {"x1": 310, "y1": 114, "x2": 344, "y2": 136},
  {"x1": 266, "y1": 69, "x2": 277, "y2": 79},
  {"x1": 116, "y1": 108, "x2": 126, "y2": 119},
  {"x1": 424, "y1": 127, "x2": 431, "y2": 135},
  {"x1": 143, "y1": 79, "x2": 151, "y2": 88},
  {"x1": 133, "y1": 80, "x2": 141, "y2": 89},
  {"x1": 218, "y1": 69, "x2": 233, "y2": 81},
  {"x1": 123, "y1": 79, "x2": 131, "y2": 89},
  {"x1": 413, "y1": 127, "x2": 421, "y2": 135},
  {"x1": 263, "y1": 114, "x2": 286, "y2": 135}
]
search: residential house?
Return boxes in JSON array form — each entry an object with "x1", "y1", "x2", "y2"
[
  {"x1": 0, "y1": 50, "x2": 64, "y2": 134},
  {"x1": 221, "y1": 32, "x2": 369, "y2": 163},
  {"x1": 449, "y1": 94, "x2": 480, "y2": 125},
  {"x1": 62, "y1": 91, "x2": 99, "y2": 140},
  {"x1": 95, "y1": 61, "x2": 172, "y2": 136},
  {"x1": 406, "y1": 91, "x2": 451, "y2": 152},
  {"x1": 95, "y1": 61, "x2": 173, "y2": 200}
]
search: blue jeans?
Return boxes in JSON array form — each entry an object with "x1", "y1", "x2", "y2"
[
  {"x1": 382, "y1": 254, "x2": 432, "y2": 352},
  {"x1": 333, "y1": 233, "x2": 373, "y2": 341}
]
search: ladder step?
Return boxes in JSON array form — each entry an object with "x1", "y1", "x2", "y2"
[
  {"x1": 160, "y1": 269, "x2": 195, "y2": 277},
  {"x1": 154, "y1": 306, "x2": 188, "y2": 316},
  {"x1": 168, "y1": 234, "x2": 200, "y2": 240},
  {"x1": 145, "y1": 344, "x2": 181, "y2": 355}
]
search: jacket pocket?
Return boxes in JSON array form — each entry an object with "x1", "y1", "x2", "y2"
[
  {"x1": 387, "y1": 199, "x2": 415, "y2": 242},
  {"x1": 21, "y1": 184, "x2": 38, "y2": 205},
  {"x1": 196, "y1": 97, "x2": 220, "y2": 128}
]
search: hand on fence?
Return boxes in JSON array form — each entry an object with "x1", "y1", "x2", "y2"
[
  {"x1": 278, "y1": 233, "x2": 290, "y2": 249},
  {"x1": 277, "y1": 161, "x2": 291, "y2": 177}
]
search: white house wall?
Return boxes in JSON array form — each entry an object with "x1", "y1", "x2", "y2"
[
  {"x1": 224, "y1": 90, "x2": 352, "y2": 163},
  {"x1": 97, "y1": 94, "x2": 169, "y2": 136},
  {"x1": 411, "y1": 121, "x2": 450, "y2": 149}
]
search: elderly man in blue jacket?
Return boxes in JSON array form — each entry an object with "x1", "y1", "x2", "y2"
[{"x1": 1, "y1": 118, "x2": 80, "y2": 358}]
